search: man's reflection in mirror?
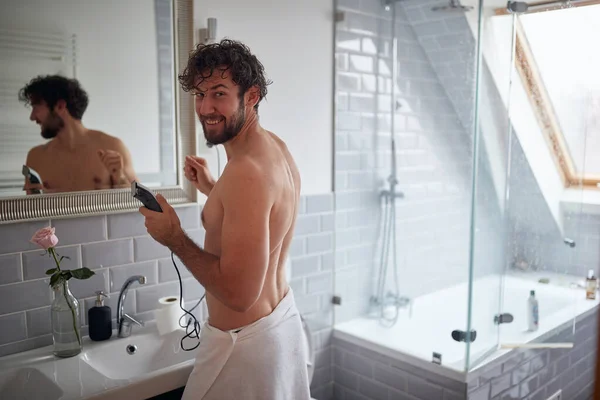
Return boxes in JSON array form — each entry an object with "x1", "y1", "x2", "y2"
[{"x1": 18, "y1": 75, "x2": 139, "y2": 194}]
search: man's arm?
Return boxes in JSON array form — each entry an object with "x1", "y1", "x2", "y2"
[
  {"x1": 169, "y1": 163, "x2": 272, "y2": 312},
  {"x1": 97, "y1": 132, "x2": 139, "y2": 188},
  {"x1": 184, "y1": 156, "x2": 216, "y2": 197},
  {"x1": 114, "y1": 138, "x2": 138, "y2": 184},
  {"x1": 107, "y1": 138, "x2": 138, "y2": 187}
]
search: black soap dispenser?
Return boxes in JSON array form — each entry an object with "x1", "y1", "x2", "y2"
[{"x1": 89, "y1": 291, "x2": 112, "y2": 341}]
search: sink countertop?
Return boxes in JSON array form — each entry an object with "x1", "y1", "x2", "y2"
[{"x1": 0, "y1": 322, "x2": 199, "y2": 400}]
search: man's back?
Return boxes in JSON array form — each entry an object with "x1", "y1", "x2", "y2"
[{"x1": 201, "y1": 129, "x2": 301, "y2": 331}]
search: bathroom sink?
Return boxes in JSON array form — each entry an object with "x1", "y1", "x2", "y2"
[
  {"x1": 82, "y1": 329, "x2": 199, "y2": 380},
  {"x1": 0, "y1": 324, "x2": 200, "y2": 400},
  {"x1": 0, "y1": 367, "x2": 63, "y2": 400}
]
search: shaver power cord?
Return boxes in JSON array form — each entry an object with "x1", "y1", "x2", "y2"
[
  {"x1": 172, "y1": 144, "x2": 221, "y2": 351},
  {"x1": 171, "y1": 251, "x2": 204, "y2": 351}
]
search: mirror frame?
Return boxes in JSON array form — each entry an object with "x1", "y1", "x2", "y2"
[{"x1": 0, "y1": 0, "x2": 196, "y2": 224}]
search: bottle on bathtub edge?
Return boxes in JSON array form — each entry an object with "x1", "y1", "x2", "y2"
[
  {"x1": 586, "y1": 269, "x2": 597, "y2": 300},
  {"x1": 527, "y1": 290, "x2": 539, "y2": 332}
]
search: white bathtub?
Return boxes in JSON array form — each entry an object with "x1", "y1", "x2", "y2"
[{"x1": 333, "y1": 272, "x2": 599, "y2": 380}]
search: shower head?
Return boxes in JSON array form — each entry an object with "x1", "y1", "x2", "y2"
[
  {"x1": 382, "y1": 0, "x2": 403, "y2": 11},
  {"x1": 431, "y1": 0, "x2": 473, "y2": 12}
]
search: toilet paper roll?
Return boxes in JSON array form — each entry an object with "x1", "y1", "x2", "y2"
[{"x1": 155, "y1": 296, "x2": 185, "y2": 336}]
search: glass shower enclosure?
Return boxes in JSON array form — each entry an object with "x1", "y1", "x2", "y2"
[{"x1": 332, "y1": 0, "x2": 593, "y2": 375}]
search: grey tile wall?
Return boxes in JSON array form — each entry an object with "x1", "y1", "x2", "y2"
[
  {"x1": 332, "y1": 307, "x2": 598, "y2": 400},
  {"x1": 333, "y1": 336, "x2": 467, "y2": 400},
  {"x1": 467, "y1": 309, "x2": 598, "y2": 400},
  {"x1": 399, "y1": 0, "x2": 507, "y2": 279},
  {"x1": 334, "y1": 0, "x2": 503, "y2": 326},
  {"x1": 402, "y1": 0, "x2": 599, "y2": 281},
  {"x1": 291, "y1": 194, "x2": 336, "y2": 400},
  {"x1": 506, "y1": 140, "x2": 600, "y2": 280},
  {"x1": 0, "y1": 194, "x2": 335, "y2": 400},
  {"x1": 401, "y1": 0, "x2": 476, "y2": 132},
  {"x1": 503, "y1": 135, "x2": 592, "y2": 278}
]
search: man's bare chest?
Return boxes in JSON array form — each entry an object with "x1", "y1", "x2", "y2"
[
  {"x1": 36, "y1": 150, "x2": 110, "y2": 190},
  {"x1": 201, "y1": 191, "x2": 224, "y2": 235}
]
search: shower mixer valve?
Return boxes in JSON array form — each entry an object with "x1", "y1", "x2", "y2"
[
  {"x1": 380, "y1": 188, "x2": 404, "y2": 199},
  {"x1": 371, "y1": 293, "x2": 412, "y2": 316}
]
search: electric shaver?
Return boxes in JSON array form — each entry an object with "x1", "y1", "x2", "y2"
[
  {"x1": 22, "y1": 165, "x2": 42, "y2": 194},
  {"x1": 131, "y1": 181, "x2": 163, "y2": 212}
]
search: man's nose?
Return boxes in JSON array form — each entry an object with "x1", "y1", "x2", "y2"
[
  {"x1": 29, "y1": 111, "x2": 35, "y2": 121},
  {"x1": 197, "y1": 97, "x2": 215, "y2": 116}
]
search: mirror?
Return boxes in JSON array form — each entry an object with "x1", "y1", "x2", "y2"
[{"x1": 0, "y1": 0, "x2": 196, "y2": 223}]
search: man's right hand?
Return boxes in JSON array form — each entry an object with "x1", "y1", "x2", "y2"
[
  {"x1": 23, "y1": 180, "x2": 44, "y2": 195},
  {"x1": 98, "y1": 149, "x2": 129, "y2": 187},
  {"x1": 184, "y1": 156, "x2": 216, "y2": 196}
]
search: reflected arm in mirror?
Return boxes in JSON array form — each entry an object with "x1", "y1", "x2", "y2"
[
  {"x1": 98, "y1": 135, "x2": 139, "y2": 189},
  {"x1": 22, "y1": 177, "x2": 44, "y2": 195},
  {"x1": 0, "y1": 0, "x2": 196, "y2": 223}
]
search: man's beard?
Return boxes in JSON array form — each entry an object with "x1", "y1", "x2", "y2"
[
  {"x1": 202, "y1": 99, "x2": 246, "y2": 146},
  {"x1": 41, "y1": 111, "x2": 64, "y2": 139}
]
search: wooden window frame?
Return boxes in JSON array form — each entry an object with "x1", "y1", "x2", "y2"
[{"x1": 495, "y1": 1, "x2": 600, "y2": 189}]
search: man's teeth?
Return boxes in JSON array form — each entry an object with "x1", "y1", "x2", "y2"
[{"x1": 205, "y1": 118, "x2": 223, "y2": 125}]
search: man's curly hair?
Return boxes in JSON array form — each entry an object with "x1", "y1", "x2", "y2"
[
  {"x1": 178, "y1": 39, "x2": 272, "y2": 111},
  {"x1": 18, "y1": 75, "x2": 89, "y2": 120}
]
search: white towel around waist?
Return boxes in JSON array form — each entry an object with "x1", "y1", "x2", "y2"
[{"x1": 181, "y1": 288, "x2": 312, "y2": 400}]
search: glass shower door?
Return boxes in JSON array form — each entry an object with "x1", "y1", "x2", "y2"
[
  {"x1": 494, "y1": 0, "x2": 600, "y2": 351},
  {"x1": 464, "y1": 0, "x2": 515, "y2": 371},
  {"x1": 332, "y1": 0, "x2": 483, "y2": 375}
]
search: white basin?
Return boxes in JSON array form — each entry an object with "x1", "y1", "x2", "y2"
[
  {"x1": 0, "y1": 367, "x2": 63, "y2": 400},
  {"x1": 0, "y1": 323, "x2": 201, "y2": 400},
  {"x1": 82, "y1": 329, "x2": 199, "y2": 380}
]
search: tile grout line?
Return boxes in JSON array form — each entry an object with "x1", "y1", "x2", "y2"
[
  {"x1": 19, "y1": 252, "x2": 24, "y2": 284},
  {"x1": 103, "y1": 214, "x2": 108, "y2": 241},
  {"x1": 21, "y1": 311, "x2": 28, "y2": 339}
]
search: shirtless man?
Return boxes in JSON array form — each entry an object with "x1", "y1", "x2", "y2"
[
  {"x1": 18, "y1": 75, "x2": 138, "y2": 194},
  {"x1": 139, "y1": 39, "x2": 311, "y2": 399}
]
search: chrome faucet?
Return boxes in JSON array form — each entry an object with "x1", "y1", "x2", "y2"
[
  {"x1": 369, "y1": 292, "x2": 413, "y2": 319},
  {"x1": 116, "y1": 275, "x2": 146, "y2": 338}
]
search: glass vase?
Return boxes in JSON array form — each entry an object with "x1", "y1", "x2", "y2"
[{"x1": 51, "y1": 280, "x2": 82, "y2": 357}]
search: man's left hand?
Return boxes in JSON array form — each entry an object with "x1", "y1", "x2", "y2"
[{"x1": 139, "y1": 194, "x2": 184, "y2": 249}]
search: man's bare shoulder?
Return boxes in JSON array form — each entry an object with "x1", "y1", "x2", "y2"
[
  {"x1": 88, "y1": 130, "x2": 126, "y2": 150},
  {"x1": 224, "y1": 156, "x2": 264, "y2": 181},
  {"x1": 267, "y1": 130, "x2": 284, "y2": 145},
  {"x1": 28, "y1": 143, "x2": 48, "y2": 155},
  {"x1": 267, "y1": 131, "x2": 296, "y2": 161},
  {"x1": 266, "y1": 130, "x2": 301, "y2": 181},
  {"x1": 25, "y1": 143, "x2": 50, "y2": 165},
  {"x1": 219, "y1": 157, "x2": 272, "y2": 198}
]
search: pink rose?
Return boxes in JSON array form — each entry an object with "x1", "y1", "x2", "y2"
[{"x1": 31, "y1": 227, "x2": 59, "y2": 250}]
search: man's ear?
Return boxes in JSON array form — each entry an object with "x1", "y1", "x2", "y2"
[
  {"x1": 245, "y1": 86, "x2": 260, "y2": 109},
  {"x1": 54, "y1": 99, "x2": 67, "y2": 114}
]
